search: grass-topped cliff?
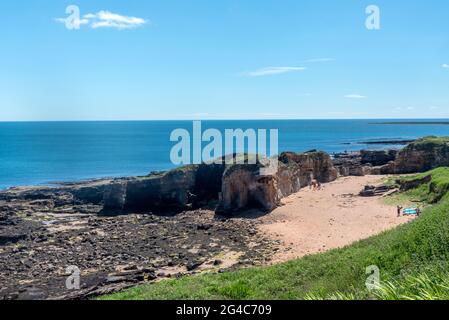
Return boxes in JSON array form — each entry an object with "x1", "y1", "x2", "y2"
[
  {"x1": 410, "y1": 136, "x2": 449, "y2": 147},
  {"x1": 101, "y1": 167, "x2": 449, "y2": 300},
  {"x1": 392, "y1": 136, "x2": 449, "y2": 174}
]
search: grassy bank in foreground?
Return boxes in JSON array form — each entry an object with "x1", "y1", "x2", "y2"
[{"x1": 101, "y1": 168, "x2": 449, "y2": 300}]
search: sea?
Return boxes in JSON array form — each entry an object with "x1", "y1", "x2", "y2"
[{"x1": 1, "y1": 120, "x2": 448, "y2": 190}]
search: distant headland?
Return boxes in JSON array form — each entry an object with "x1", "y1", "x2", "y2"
[{"x1": 371, "y1": 121, "x2": 449, "y2": 125}]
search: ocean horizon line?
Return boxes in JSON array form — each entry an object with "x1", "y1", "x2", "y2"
[{"x1": 1, "y1": 117, "x2": 449, "y2": 123}]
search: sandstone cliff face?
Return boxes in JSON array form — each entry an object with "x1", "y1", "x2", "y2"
[
  {"x1": 217, "y1": 151, "x2": 338, "y2": 215},
  {"x1": 217, "y1": 163, "x2": 278, "y2": 214},
  {"x1": 279, "y1": 152, "x2": 338, "y2": 183},
  {"x1": 101, "y1": 151, "x2": 339, "y2": 215},
  {"x1": 391, "y1": 137, "x2": 449, "y2": 174}
]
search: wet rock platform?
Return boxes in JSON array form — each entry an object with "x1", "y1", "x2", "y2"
[{"x1": 0, "y1": 197, "x2": 276, "y2": 300}]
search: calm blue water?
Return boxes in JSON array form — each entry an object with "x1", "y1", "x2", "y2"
[{"x1": 1, "y1": 120, "x2": 448, "y2": 190}]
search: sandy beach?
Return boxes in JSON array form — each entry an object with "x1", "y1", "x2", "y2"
[{"x1": 258, "y1": 175, "x2": 416, "y2": 263}]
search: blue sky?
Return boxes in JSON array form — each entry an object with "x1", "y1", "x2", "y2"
[{"x1": 0, "y1": 0, "x2": 448, "y2": 121}]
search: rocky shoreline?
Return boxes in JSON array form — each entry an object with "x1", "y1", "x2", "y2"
[
  {"x1": 0, "y1": 205, "x2": 277, "y2": 300},
  {"x1": 1, "y1": 136, "x2": 448, "y2": 300}
]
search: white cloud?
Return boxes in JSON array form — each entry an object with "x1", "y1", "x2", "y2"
[
  {"x1": 344, "y1": 94, "x2": 366, "y2": 99},
  {"x1": 245, "y1": 67, "x2": 306, "y2": 77},
  {"x1": 56, "y1": 10, "x2": 147, "y2": 30},
  {"x1": 442, "y1": 64, "x2": 449, "y2": 69},
  {"x1": 89, "y1": 11, "x2": 147, "y2": 29}
]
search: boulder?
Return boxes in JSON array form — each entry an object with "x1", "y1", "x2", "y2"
[{"x1": 359, "y1": 185, "x2": 396, "y2": 197}]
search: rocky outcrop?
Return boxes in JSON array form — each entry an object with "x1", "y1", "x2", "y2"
[
  {"x1": 102, "y1": 163, "x2": 227, "y2": 214},
  {"x1": 332, "y1": 152, "x2": 373, "y2": 177},
  {"x1": 390, "y1": 137, "x2": 449, "y2": 174},
  {"x1": 333, "y1": 137, "x2": 449, "y2": 176},
  {"x1": 360, "y1": 150, "x2": 397, "y2": 166},
  {"x1": 120, "y1": 166, "x2": 199, "y2": 212},
  {"x1": 0, "y1": 180, "x2": 112, "y2": 207},
  {"x1": 279, "y1": 151, "x2": 338, "y2": 184},
  {"x1": 217, "y1": 163, "x2": 278, "y2": 214},
  {"x1": 359, "y1": 185, "x2": 396, "y2": 197},
  {"x1": 217, "y1": 151, "x2": 338, "y2": 215}
]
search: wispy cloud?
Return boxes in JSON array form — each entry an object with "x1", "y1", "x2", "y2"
[
  {"x1": 301, "y1": 58, "x2": 335, "y2": 63},
  {"x1": 244, "y1": 67, "x2": 306, "y2": 77},
  {"x1": 242, "y1": 57, "x2": 332, "y2": 77},
  {"x1": 56, "y1": 10, "x2": 147, "y2": 30},
  {"x1": 442, "y1": 64, "x2": 449, "y2": 69},
  {"x1": 344, "y1": 94, "x2": 366, "y2": 99}
]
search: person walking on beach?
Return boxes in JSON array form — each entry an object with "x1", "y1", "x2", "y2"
[{"x1": 397, "y1": 206, "x2": 403, "y2": 217}]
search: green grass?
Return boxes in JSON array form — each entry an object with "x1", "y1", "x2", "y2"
[
  {"x1": 305, "y1": 271, "x2": 449, "y2": 300},
  {"x1": 385, "y1": 167, "x2": 449, "y2": 206},
  {"x1": 101, "y1": 168, "x2": 449, "y2": 300}
]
